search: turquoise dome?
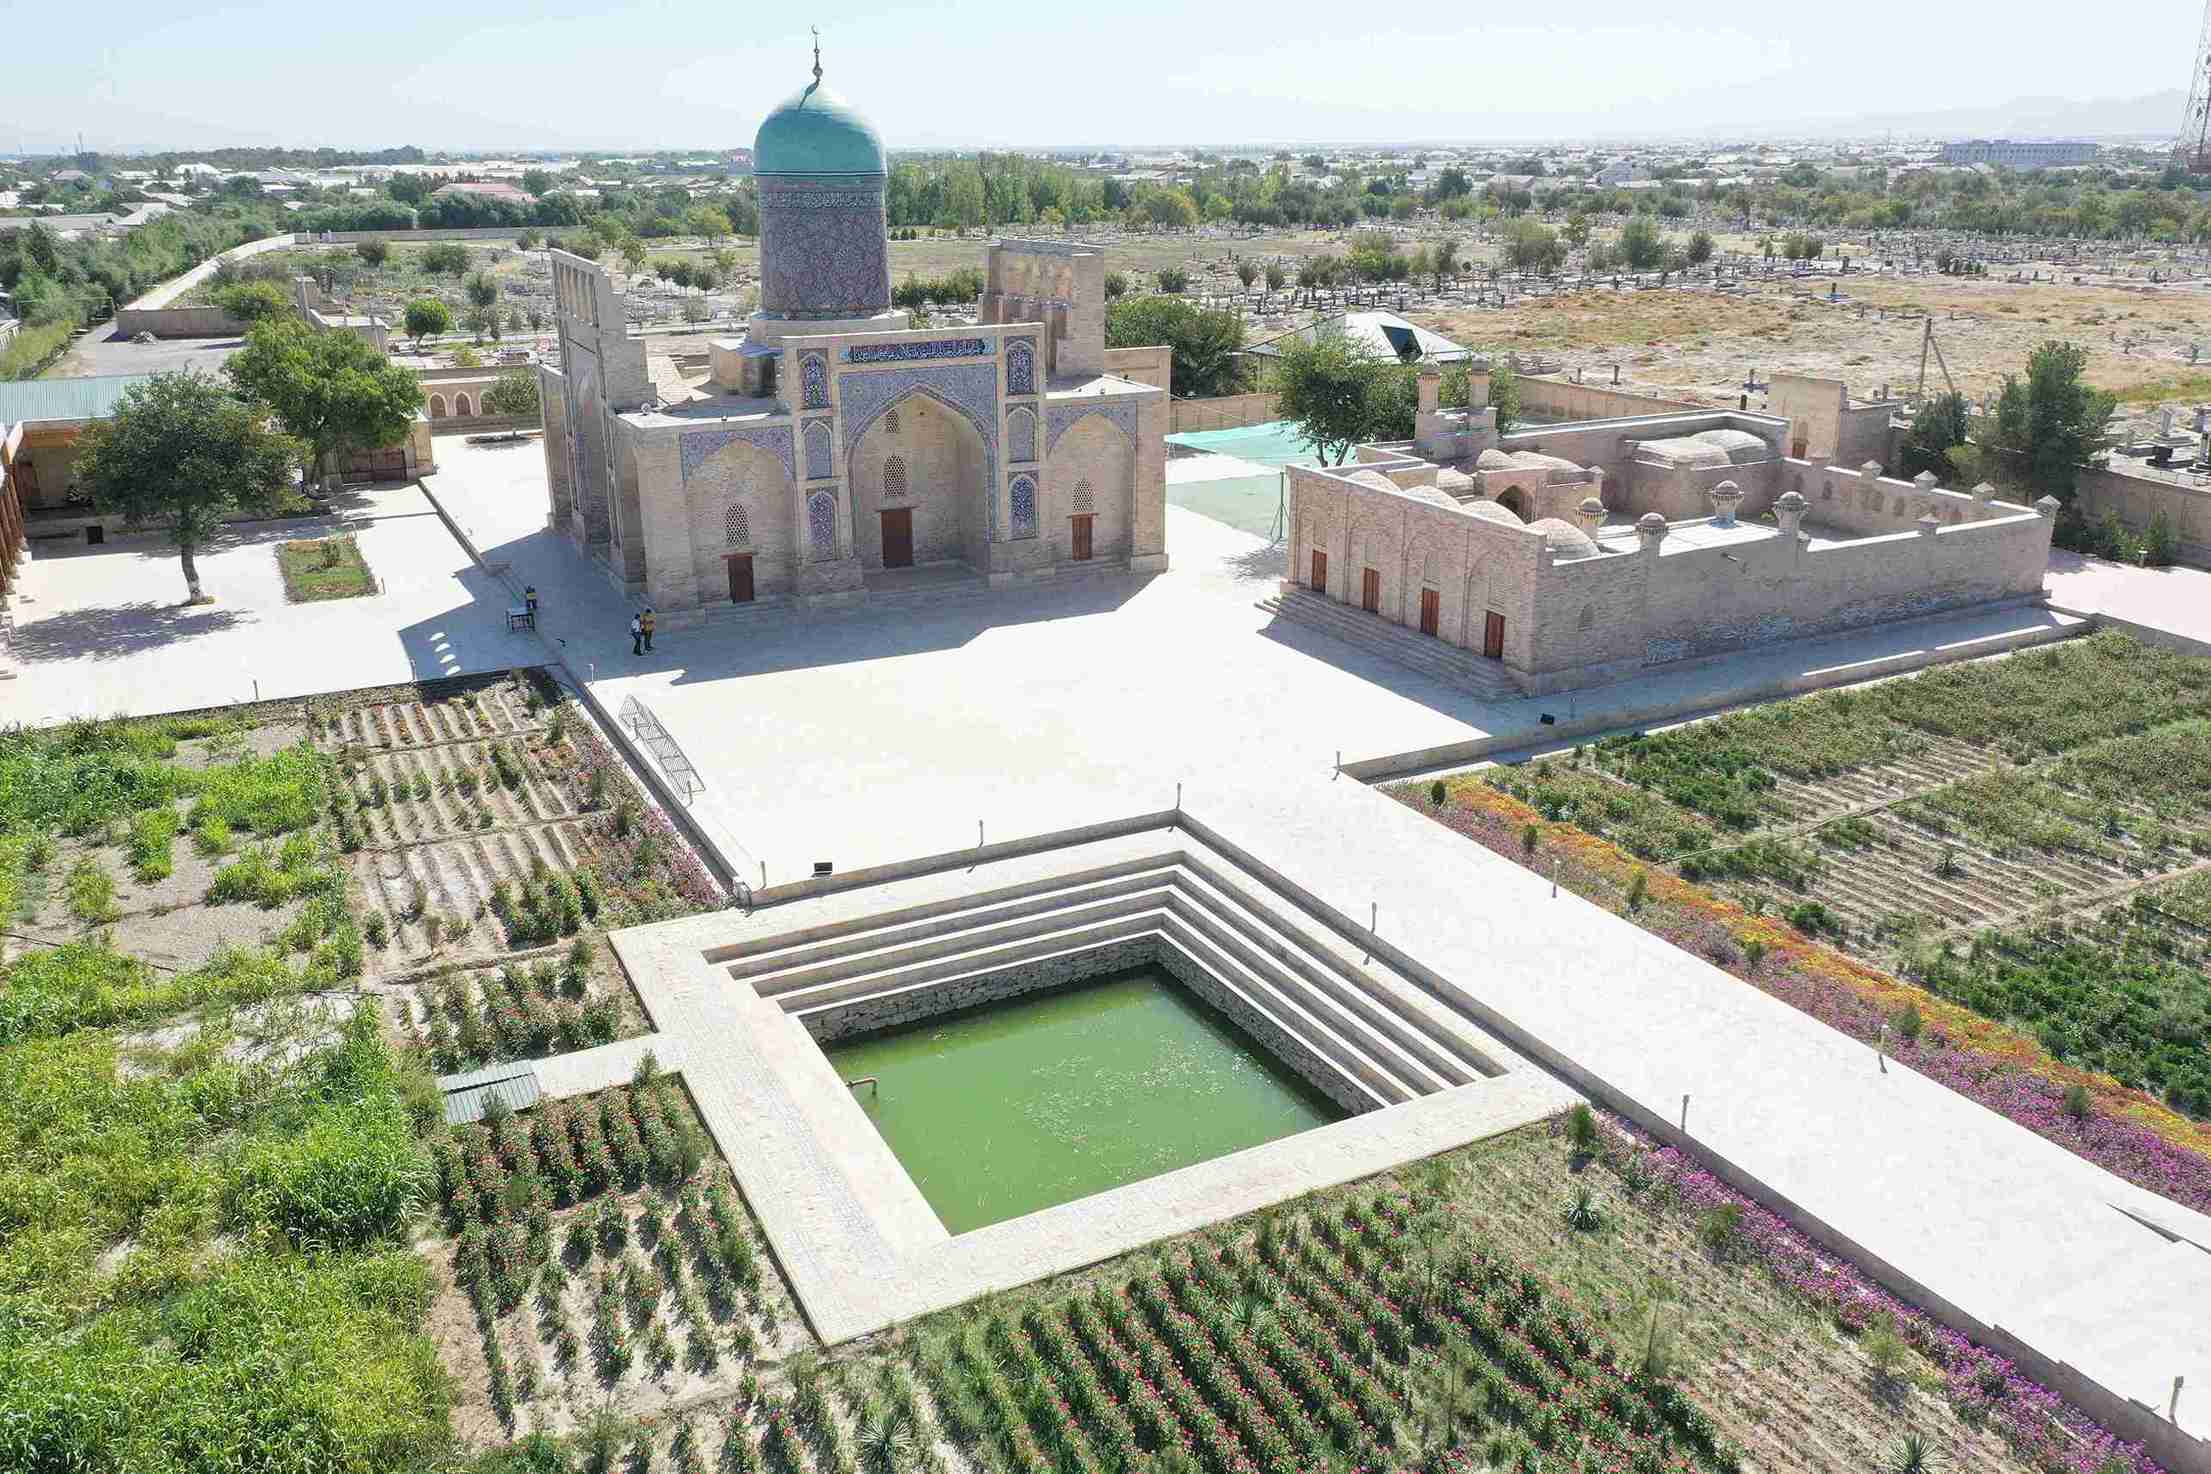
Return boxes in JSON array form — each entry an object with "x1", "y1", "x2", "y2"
[{"x1": 753, "y1": 84, "x2": 886, "y2": 177}]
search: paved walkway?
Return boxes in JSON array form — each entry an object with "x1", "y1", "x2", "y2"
[
  {"x1": 7, "y1": 481, "x2": 543, "y2": 725},
  {"x1": 294, "y1": 437, "x2": 2211, "y2": 1453},
  {"x1": 2046, "y1": 548, "x2": 2211, "y2": 654}
]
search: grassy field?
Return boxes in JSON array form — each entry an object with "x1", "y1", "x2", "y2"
[{"x1": 278, "y1": 534, "x2": 377, "y2": 601}]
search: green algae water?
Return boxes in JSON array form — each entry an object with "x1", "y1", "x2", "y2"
[{"x1": 824, "y1": 967, "x2": 1344, "y2": 1234}]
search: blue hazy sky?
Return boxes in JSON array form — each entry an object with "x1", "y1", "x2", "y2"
[{"x1": 7, "y1": 0, "x2": 2196, "y2": 154}]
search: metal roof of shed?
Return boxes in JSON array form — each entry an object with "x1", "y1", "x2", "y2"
[
  {"x1": 0, "y1": 374, "x2": 158, "y2": 426},
  {"x1": 438, "y1": 1063, "x2": 541, "y2": 1125}
]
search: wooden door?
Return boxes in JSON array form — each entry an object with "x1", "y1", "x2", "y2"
[
  {"x1": 1310, "y1": 549, "x2": 1327, "y2": 592},
  {"x1": 1419, "y1": 588, "x2": 1440, "y2": 637},
  {"x1": 1071, "y1": 513, "x2": 1095, "y2": 562},
  {"x1": 1482, "y1": 610, "x2": 1506, "y2": 660},
  {"x1": 880, "y1": 508, "x2": 914, "y2": 569},
  {"x1": 15, "y1": 463, "x2": 37, "y2": 502},
  {"x1": 1360, "y1": 568, "x2": 1380, "y2": 614},
  {"x1": 726, "y1": 553, "x2": 754, "y2": 604}
]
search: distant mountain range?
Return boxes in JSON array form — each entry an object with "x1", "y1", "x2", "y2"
[{"x1": 1721, "y1": 89, "x2": 2189, "y2": 143}]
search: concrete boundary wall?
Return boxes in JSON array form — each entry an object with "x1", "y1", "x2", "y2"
[
  {"x1": 2073, "y1": 463, "x2": 2211, "y2": 568},
  {"x1": 1515, "y1": 376, "x2": 1704, "y2": 424},
  {"x1": 114, "y1": 231, "x2": 296, "y2": 338},
  {"x1": 1170, "y1": 391, "x2": 1279, "y2": 433}
]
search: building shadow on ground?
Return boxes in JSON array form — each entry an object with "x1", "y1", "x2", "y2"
[{"x1": 10, "y1": 599, "x2": 254, "y2": 663}]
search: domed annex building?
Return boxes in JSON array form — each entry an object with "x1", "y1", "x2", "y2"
[
  {"x1": 538, "y1": 58, "x2": 1168, "y2": 617},
  {"x1": 1278, "y1": 362, "x2": 2056, "y2": 695}
]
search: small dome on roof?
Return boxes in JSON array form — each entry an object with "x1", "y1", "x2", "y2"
[
  {"x1": 1475, "y1": 448, "x2": 1515, "y2": 470},
  {"x1": 1465, "y1": 498, "x2": 1524, "y2": 525},
  {"x1": 1689, "y1": 428, "x2": 1773, "y2": 463},
  {"x1": 1529, "y1": 516, "x2": 1600, "y2": 559},
  {"x1": 755, "y1": 82, "x2": 886, "y2": 177},
  {"x1": 1435, "y1": 467, "x2": 1476, "y2": 492},
  {"x1": 1345, "y1": 469, "x2": 1399, "y2": 494}
]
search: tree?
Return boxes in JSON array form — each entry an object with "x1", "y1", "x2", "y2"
[
  {"x1": 1503, "y1": 218, "x2": 1565, "y2": 275},
  {"x1": 687, "y1": 206, "x2": 732, "y2": 242},
  {"x1": 483, "y1": 369, "x2": 541, "y2": 418},
  {"x1": 1618, "y1": 215, "x2": 1667, "y2": 270},
  {"x1": 1103, "y1": 270, "x2": 1129, "y2": 300},
  {"x1": 1490, "y1": 360, "x2": 1522, "y2": 437},
  {"x1": 464, "y1": 271, "x2": 499, "y2": 311},
  {"x1": 1686, "y1": 229, "x2": 1715, "y2": 265},
  {"x1": 402, "y1": 297, "x2": 451, "y2": 350},
  {"x1": 74, "y1": 374, "x2": 300, "y2": 603},
  {"x1": 1431, "y1": 238, "x2": 1459, "y2": 290},
  {"x1": 1268, "y1": 327, "x2": 1399, "y2": 465},
  {"x1": 226, "y1": 316, "x2": 423, "y2": 490},
  {"x1": 1263, "y1": 262, "x2": 1286, "y2": 292},
  {"x1": 514, "y1": 229, "x2": 540, "y2": 251},
  {"x1": 619, "y1": 236, "x2": 647, "y2": 273},
  {"x1": 355, "y1": 240, "x2": 389, "y2": 268},
  {"x1": 464, "y1": 305, "x2": 496, "y2": 342},
  {"x1": 1898, "y1": 391, "x2": 1970, "y2": 481},
  {"x1": 1155, "y1": 266, "x2": 1189, "y2": 294},
  {"x1": 1105, "y1": 295, "x2": 1250, "y2": 400},
  {"x1": 521, "y1": 168, "x2": 553, "y2": 197},
  {"x1": 1235, "y1": 261, "x2": 1259, "y2": 291},
  {"x1": 211, "y1": 280, "x2": 292, "y2": 323},
  {"x1": 420, "y1": 242, "x2": 471, "y2": 275},
  {"x1": 1981, "y1": 341, "x2": 2115, "y2": 502}
]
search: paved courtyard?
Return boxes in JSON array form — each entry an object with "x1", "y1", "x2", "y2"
[
  {"x1": 2047, "y1": 546, "x2": 2211, "y2": 652},
  {"x1": 6, "y1": 481, "x2": 542, "y2": 724}
]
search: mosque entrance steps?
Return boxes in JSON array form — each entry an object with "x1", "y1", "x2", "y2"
[{"x1": 1258, "y1": 586, "x2": 1523, "y2": 700}]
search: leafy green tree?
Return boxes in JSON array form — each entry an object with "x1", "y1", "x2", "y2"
[
  {"x1": 1686, "y1": 229, "x2": 1715, "y2": 265},
  {"x1": 1263, "y1": 262, "x2": 1287, "y2": 292},
  {"x1": 1981, "y1": 341, "x2": 2115, "y2": 502},
  {"x1": 226, "y1": 316, "x2": 423, "y2": 490},
  {"x1": 483, "y1": 369, "x2": 541, "y2": 418},
  {"x1": 1618, "y1": 215, "x2": 1667, "y2": 270},
  {"x1": 1235, "y1": 261, "x2": 1259, "y2": 291},
  {"x1": 401, "y1": 297, "x2": 450, "y2": 350},
  {"x1": 618, "y1": 236, "x2": 647, "y2": 273},
  {"x1": 1267, "y1": 327, "x2": 1399, "y2": 465},
  {"x1": 1105, "y1": 295, "x2": 1249, "y2": 399},
  {"x1": 1430, "y1": 237, "x2": 1459, "y2": 289},
  {"x1": 521, "y1": 168, "x2": 553, "y2": 197},
  {"x1": 211, "y1": 280, "x2": 292, "y2": 323},
  {"x1": 419, "y1": 241, "x2": 470, "y2": 275},
  {"x1": 1898, "y1": 391, "x2": 1971, "y2": 482},
  {"x1": 1103, "y1": 270, "x2": 1128, "y2": 300},
  {"x1": 463, "y1": 304, "x2": 496, "y2": 342},
  {"x1": 513, "y1": 229, "x2": 540, "y2": 251},
  {"x1": 1490, "y1": 360, "x2": 1522, "y2": 436},
  {"x1": 354, "y1": 240, "x2": 389, "y2": 267},
  {"x1": 1503, "y1": 218, "x2": 1565, "y2": 274},
  {"x1": 74, "y1": 374, "x2": 301, "y2": 603},
  {"x1": 464, "y1": 271, "x2": 499, "y2": 310},
  {"x1": 1155, "y1": 266, "x2": 1190, "y2": 294}
]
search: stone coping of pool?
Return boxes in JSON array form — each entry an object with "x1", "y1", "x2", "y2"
[{"x1": 606, "y1": 825, "x2": 1578, "y2": 1343}]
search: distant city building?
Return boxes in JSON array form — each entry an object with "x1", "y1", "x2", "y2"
[{"x1": 1939, "y1": 139, "x2": 2098, "y2": 168}]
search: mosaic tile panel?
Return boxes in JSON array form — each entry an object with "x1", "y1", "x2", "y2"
[
  {"x1": 800, "y1": 353, "x2": 830, "y2": 410},
  {"x1": 757, "y1": 174, "x2": 890, "y2": 320},
  {"x1": 804, "y1": 418, "x2": 833, "y2": 480},
  {"x1": 1045, "y1": 398, "x2": 1139, "y2": 454},
  {"x1": 679, "y1": 425, "x2": 795, "y2": 485},
  {"x1": 838, "y1": 361, "x2": 1000, "y2": 538},
  {"x1": 807, "y1": 490, "x2": 838, "y2": 560},
  {"x1": 1006, "y1": 338, "x2": 1036, "y2": 396},
  {"x1": 845, "y1": 337, "x2": 989, "y2": 365},
  {"x1": 1009, "y1": 474, "x2": 1038, "y2": 540}
]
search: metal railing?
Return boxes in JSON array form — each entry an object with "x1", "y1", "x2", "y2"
[{"x1": 617, "y1": 693, "x2": 705, "y2": 803}]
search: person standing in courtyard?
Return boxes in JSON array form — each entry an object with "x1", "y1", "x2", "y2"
[
  {"x1": 630, "y1": 612, "x2": 643, "y2": 656},
  {"x1": 642, "y1": 607, "x2": 656, "y2": 653},
  {"x1": 524, "y1": 584, "x2": 538, "y2": 622}
]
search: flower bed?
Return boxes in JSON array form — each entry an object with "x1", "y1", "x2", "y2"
[
  {"x1": 1387, "y1": 777, "x2": 2211, "y2": 1213},
  {"x1": 1589, "y1": 1113, "x2": 2167, "y2": 1474}
]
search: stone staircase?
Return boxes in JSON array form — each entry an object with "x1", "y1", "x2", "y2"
[
  {"x1": 1257, "y1": 586, "x2": 1522, "y2": 700},
  {"x1": 711, "y1": 854, "x2": 1512, "y2": 1114}
]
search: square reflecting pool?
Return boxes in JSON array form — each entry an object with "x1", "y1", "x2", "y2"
[{"x1": 823, "y1": 966, "x2": 1345, "y2": 1233}]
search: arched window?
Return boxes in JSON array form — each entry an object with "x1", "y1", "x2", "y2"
[
  {"x1": 804, "y1": 419, "x2": 832, "y2": 480},
  {"x1": 883, "y1": 456, "x2": 908, "y2": 502},
  {"x1": 883, "y1": 406, "x2": 900, "y2": 435},
  {"x1": 1578, "y1": 603, "x2": 1595, "y2": 630},
  {"x1": 1070, "y1": 479, "x2": 1095, "y2": 514},
  {"x1": 1010, "y1": 475, "x2": 1038, "y2": 538},
  {"x1": 725, "y1": 503, "x2": 750, "y2": 547},
  {"x1": 428, "y1": 394, "x2": 447, "y2": 418},
  {"x1": 1007, "y1": 405, "x2": 1037, "y2": 463},
  {"x1": 1007, "y1": 339, "x2": 1035, "y2": 396},
  {"x1": 454, "y1": 392, "x2": 474, "y2": 417}
]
